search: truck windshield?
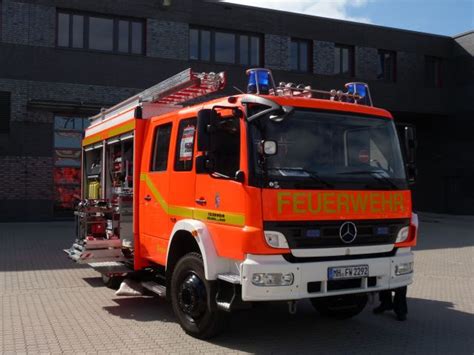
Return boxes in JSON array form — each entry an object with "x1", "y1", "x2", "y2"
[{"x1": 248, "y1": 109, "x2": 407, "y2": 190}]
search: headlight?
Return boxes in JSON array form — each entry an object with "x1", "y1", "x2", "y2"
[
  {"x1": 396, "y1": 226, "x2": 409, "y2": 243},
  {"x1": 252, "y1": 272, "x2": 294, "y2": 286},
  {"x1": 395, "y1": 262, "x2": 414, "y2": 275},
  {"x1": 264, "y1": 231, "x2": 289, "y2": 249}
]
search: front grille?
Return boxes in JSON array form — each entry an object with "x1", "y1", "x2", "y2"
[
  {"x1": 307, "y1": 277, "x2": 377, "y2": 294},
  {"x1": 307, "y1": 282, "x2": 322, "y2": 293},
  {"x1": 368, "y1": 276, "x2": 377, "y2": 287},
  {"x1": 264, "y1": 219, "x2": 409, "y2": 249}
]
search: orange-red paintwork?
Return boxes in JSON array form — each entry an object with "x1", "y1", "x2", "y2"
[{"x1": 83, "y1": 95, "x2": 415, "y2": 270}]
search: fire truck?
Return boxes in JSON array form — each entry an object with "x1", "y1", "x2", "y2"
[{"x1": 66, "y1": 68, "x2": 418, "y2": 339}]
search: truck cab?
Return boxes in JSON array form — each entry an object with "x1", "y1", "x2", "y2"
[{"x1": 67, "y1": 68, "x2": 418, "y2": 339}]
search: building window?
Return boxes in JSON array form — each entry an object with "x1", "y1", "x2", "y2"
[
  {"x1": 334, "y1": 44, "x2": 354, "y2": 77},
  {"x1": 425, "y1": 56, "x2": 442, "y2": 88},
  {"x1": 56, "y1": 10, "x2": 145, "y2": 55},
  {"x1": 377, "y1": 50, "x2": 396, "y2": 81},
  {"x1": 53, "y1": 116, "x2": 89, "y2": 213},
  {"x1": 215, "y1": 31, "x2": 235, "y2": 63},
  {"x1": 189, "y1": 27, "x2": 262, "y2": 66},
  {"x1": 290, "y1": 39, "x2": 312, "y2": 72},
  {"x1": 0, "y1": 91, "x2": 11, "y2": 133}
]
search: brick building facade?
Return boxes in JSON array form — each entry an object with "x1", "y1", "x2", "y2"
[{"x1": 0, "y1": 0, "x2": 473, "y2": 220}]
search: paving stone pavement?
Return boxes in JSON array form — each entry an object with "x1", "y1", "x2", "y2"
[{"x1": 0, "y1": 214, "x2": 473, "y2": 354}]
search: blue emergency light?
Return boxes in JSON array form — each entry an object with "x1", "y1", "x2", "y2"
[
  {"x1": 246, "y1": 68, "x2": 275, "y2": 95},
  {"x1": 344, "y1": 82, "x2": 373, "y2": 106}
]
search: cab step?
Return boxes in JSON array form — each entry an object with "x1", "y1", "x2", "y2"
[
  {"x1": 217, "y1": 273, "x2": 241, "y2": 284},
  {"x1": 115, "y1": 280, "x2": 167, "y2": 298},
  {"x1": 141, "y1": 281, "x2": 167, "y2": 297}
]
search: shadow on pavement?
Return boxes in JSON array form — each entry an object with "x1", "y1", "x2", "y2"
[
  {"x1": 82, "y1": 276, "x2": 107, "y2": 288},
  {"x1": 212, "y1": 298, "x2": 474, "y2": 353},
  {"x1": 101, "y1": 296, "x2": 474, "y2": 354},
  {"x1": 103, "y1": 296, "x2": 175, "y2": 323}
]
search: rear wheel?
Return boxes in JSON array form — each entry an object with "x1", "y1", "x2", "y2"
[
  {"x1": 310, "y1": 293, "x2": 368, "y2": 319},
  {"x1": 171, "y1": 252, "x2": 227, "y2": 339}
]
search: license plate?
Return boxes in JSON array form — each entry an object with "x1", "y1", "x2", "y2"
[{"x1": 328, "y1": 265, "x2": 369, "y2": 280}]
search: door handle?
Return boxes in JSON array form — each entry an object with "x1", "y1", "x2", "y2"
[
  {"x1": 195, "y1": 198, "x2": 207, "y2": 206},
  {"x1": 144, "y1": 195, "x2": 152, "y2": 201}
]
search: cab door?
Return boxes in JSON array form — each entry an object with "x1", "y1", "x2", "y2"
[
  {"x1": 139, "y1": 118, "x2": 173, "y2": 265},
  {"x1": 168, "y1": 116, "x2": 197, "y2": 224},
  {"x1": 194, "y1": 114, "x2": 247, "y2": 259}
]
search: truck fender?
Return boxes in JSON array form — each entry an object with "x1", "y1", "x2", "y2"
[{"x1": 167, "y1": 219, "x2": 232, "y2": 280}]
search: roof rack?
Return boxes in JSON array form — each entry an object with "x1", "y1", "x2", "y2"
[{"x1": 90, "y1": 68, "x2": 226, "y2": 124}]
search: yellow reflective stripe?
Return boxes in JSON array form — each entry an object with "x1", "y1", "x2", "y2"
[
  {"x1": 168, "y1": 205, "x2": 193, "y2": 218},
  {"x1": 141, "y1": 173, "x2": 168, "y2": 212},
  {"x1": 193, "y1": 209, "x2": 245, "y2": 227},
  {"x1": 108, "y1": 121, "x2": 135, "y2": 137},
  {"x1": 140, "y1": 173, "x2": 245, "y2": 226},
  {"x1": 83, "y1": 134, "x2": 104, "y2": 146},
  {"x1": 83, "y1": 121, "x2": 135, "y2": 147}
]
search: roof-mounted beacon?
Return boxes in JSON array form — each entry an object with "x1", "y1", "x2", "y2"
[{"x1": 245, "y1": 68, "x2": 373, "y2": 106}]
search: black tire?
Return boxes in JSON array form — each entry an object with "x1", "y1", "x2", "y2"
[
  {"x1": 171, "y1": 252, "x2": 227, "y2": 339},
  {"x1": 101, "y1": 274, "x2": 124, "y2": 289},
  {"x1": 310, "y1": 293, "x2": 368, "y2": 319}
]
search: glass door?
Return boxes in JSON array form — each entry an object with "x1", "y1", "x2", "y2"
[{"x1": 53, "y1": 116, "x2": 89, "y2": 216}]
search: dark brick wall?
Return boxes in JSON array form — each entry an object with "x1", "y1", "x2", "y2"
[{"x1": 0, "y1": 0, "x2": 472, "y2": 218}]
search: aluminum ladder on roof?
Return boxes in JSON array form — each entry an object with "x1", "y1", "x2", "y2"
[{"x1": 89, "y1": 68, "x2": 227, "y2": 126}]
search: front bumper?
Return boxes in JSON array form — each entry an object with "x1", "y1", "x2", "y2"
[{"x1": 240, "y1": 248, "x2": 413, "y2": 301}]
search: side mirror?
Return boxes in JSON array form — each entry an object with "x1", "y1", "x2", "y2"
[
  {"x1": 234, "y1": 170, "x2": 245, "y2": 183},
  {"x1": 197, "y1": 109, "x2": 216, "y2": 152},
  {"x1": 404, "y1": 126, "x2": 416, "y2": 165},
  {"x1": 403, "y1": 126, "x2": 417, "y2": 184},
  {"x1": 258, "y1": 140, "x2": 278, "y2": 156}
]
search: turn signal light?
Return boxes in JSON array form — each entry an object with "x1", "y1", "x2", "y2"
[
  {"x1": 264, "y1": 231, "x2": 289, "y2": 249},
  {"x1": 395, "y1": 213, "x2": 418, "y2": 247}
]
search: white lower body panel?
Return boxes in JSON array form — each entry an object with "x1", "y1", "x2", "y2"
[{"x1": 240, "y1": 249, "x2": 413, "y2": 301}]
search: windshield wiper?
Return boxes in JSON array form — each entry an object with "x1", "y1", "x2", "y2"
[
  {"x1": 337, "y1": 170, "x2": 399, "y2": 189},
  {"x1": 267, "y1": 167, "x2": 334, "y2": 189}
]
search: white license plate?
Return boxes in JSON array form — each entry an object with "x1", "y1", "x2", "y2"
[{"x1": 328, "y1": 265, "x2": 369, "y2": 280}]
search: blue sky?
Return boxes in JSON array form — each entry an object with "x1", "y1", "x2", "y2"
[{"x1": 223, "y1": 0, "x2": 474, "y2": 36}]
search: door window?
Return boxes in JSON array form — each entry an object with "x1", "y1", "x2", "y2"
[
  {"x1": 150, "y1": 123, "x2": 172, "y2": 172},
  {"x1": 174, "y1": 118, "x2": 197, "y2": 171}
]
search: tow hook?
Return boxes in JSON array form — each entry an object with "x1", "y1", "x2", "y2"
[{"x1": 288, "y1": 300, "x2": 298, "y2": 314}]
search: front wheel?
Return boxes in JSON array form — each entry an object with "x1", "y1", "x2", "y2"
[
  {"x1": 170, "y1": 252, "x2": 227, "y2": 339},
  {"x1": 310, "y1": 293, "x2": 368, "y2": 319}
]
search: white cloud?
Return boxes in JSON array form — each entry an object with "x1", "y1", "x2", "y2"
[{"x1": 221, "y1": 0, "x2": 373, "y2": 23}]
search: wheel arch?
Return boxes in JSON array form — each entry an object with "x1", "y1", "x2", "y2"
[{"x1": 166, "y1": 219, "x2": 232, "y2": 282}]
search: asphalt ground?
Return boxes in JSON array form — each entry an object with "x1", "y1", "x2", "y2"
[{"x1": 0, "y1": 213, "x2": 473, "y2": 354}]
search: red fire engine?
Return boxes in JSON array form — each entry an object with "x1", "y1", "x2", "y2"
[{"x1": 66, "y1": 68, "x2": 418, "y2": 338}]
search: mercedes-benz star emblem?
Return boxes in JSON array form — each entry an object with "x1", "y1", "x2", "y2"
[{"x1": 339, "y1": 221, "x2": 358, "y2": 244}]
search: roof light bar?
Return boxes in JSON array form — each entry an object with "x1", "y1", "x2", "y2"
[
  {"x1": 344, "y1": 82, "x2": 373, "y2": 106},
  {"x1": 246, "y1": 68, "x2": 374, "y2": 106}
]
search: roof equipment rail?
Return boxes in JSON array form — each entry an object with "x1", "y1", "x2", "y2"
[{"x1": 91, "y1": 68, "x2": 226, "y2": 124}]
